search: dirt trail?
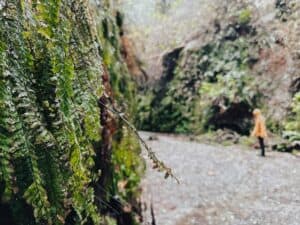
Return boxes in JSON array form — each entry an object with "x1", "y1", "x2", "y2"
[{"x1": 140, "y1": 132, "x2": 300, "y2": 225}]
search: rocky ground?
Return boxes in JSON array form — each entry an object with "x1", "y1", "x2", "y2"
[{"x1": 140, "y1": 132, "x2": 300, "y2": 225}]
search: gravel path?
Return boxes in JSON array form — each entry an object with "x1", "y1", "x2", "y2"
[{"x1": 140, "y1": 132, "x2": 300, "y2": 225}]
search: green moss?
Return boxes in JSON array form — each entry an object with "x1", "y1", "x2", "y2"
[
  {"x1": 0, "y1": 1, "x2": 142, "y2": 225},
  {"x1": 285, "y1": 92, "x2": 300, "y2": 131},
  {"x1": 112, "y1": 128, "x2": 144, "y2": 199},
  {"x1": 239, "y1": 136, "x2": 256, "y2": 147},
  {"x1": 282, "y1": 92, "x2": 300, "y2": 143},
  {"x1": 138, "y1": 27, "x2": 261, "y2": 135},
  {"x1": 238, "y1": 8, "x2": 252, "y2": 25}
]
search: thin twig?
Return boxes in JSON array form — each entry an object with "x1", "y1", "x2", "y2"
[
  {"x1": 150, "y1": 197, "x2": 156, "y2": 225},
  {"x1": 94, "y1": 195, "x2": 121, "y2": 216},
  {"x1": 98, "y1": 100, "x2": 180, "y2": 184}
]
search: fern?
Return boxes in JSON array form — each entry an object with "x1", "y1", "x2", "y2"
[
  {"x1": 0, "y1": 82, "x2": 15, "y2": 202},
  {"x1": 0, "y1": 1, "x2": 143, "y2": 225}
]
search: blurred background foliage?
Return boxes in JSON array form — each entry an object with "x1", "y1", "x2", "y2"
[
  {"x1": 135, "y1": 7, "x2": 261, "y2": 135},
  {"x1": 119, "y1": 0, "x2": 300, "y2": 150}
]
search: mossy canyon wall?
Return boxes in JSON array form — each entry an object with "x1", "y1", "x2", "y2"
[
  {"x1": 0, "y1": 1, "x2": 142, "y2": 225},
  {"x1": 132, "y1": 0, "x2": 300, "y2": 136}
]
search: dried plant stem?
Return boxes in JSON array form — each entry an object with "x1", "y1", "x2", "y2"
[{"x1": 98, "y1": 100, "x2": 180, "y2": 184}]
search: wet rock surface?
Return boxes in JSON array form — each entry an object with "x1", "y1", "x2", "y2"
[{"x1": 140, "y1": 132, "x2": 300, "y2": 225}]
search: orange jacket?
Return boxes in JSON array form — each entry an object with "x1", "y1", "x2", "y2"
[{"x1": 251, "y1": 109, "x2": 267, "y2": 138}]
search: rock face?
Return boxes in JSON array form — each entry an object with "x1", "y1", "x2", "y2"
[
  {"x1": 119, "y1": 0, "x2": 224, "y2": 79},
  {"x1": 130, "y1": 0, "x2": 300, "y2": 135},
  {"x1": 0, "y1": 1, "x2": 142, "y2": 225}
]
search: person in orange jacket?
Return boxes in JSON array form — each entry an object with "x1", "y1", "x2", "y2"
[{"x1": 251, "y1": 109, "x2": 268, "y2": 157}]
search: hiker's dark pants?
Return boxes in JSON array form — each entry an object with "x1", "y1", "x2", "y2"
[{"x1": 258, "y1": 137, "x2": 265, "y2": 157}]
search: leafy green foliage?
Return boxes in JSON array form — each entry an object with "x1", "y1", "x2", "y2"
[
  {"x1": 285, "y1": 92, "x2": 300, "y2": 131},
  {"x1": 137, "y1": 16, "x2": 261, "y2": 134},
  {"x1": 199, "y1": 74, "x2": 259, "y2": 132},
  {"x1": 283, "y1": 92, "x2": 300, "y2": 142},
  {"x1": 0, "y1": 1, "x2": 142, "y2": 225},
  {"x1": 91, "y1": 1, "x2": 136, "y2": 107},
  {"x1": 238, "y1": 8, "x2": 252, "y2": 25},
  {"x1": 89, "y1": 2, "x2": 143, "y2": 223},
  {"x1": 112, "y1": 127, "x2": 144, "y2": 203}
]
